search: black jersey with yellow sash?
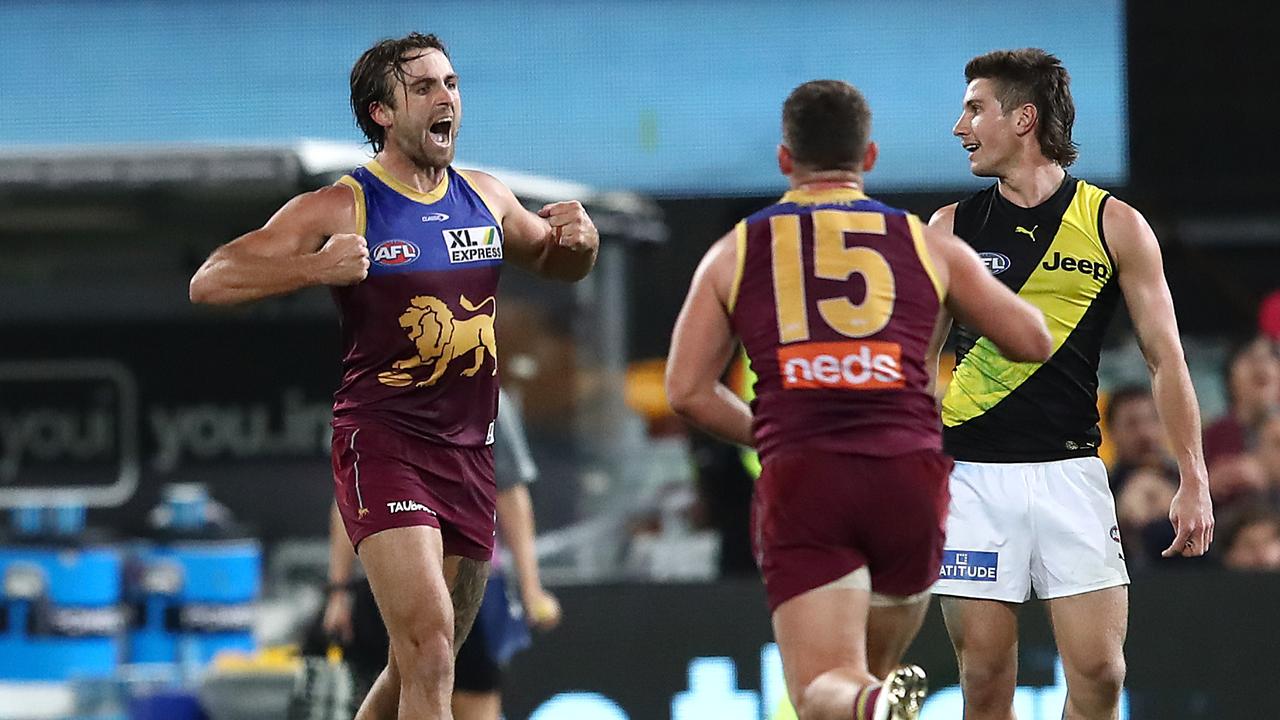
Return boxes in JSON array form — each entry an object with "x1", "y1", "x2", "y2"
[{"x1": 943, "y1": 175, "x2": 1120, "y2": 463}]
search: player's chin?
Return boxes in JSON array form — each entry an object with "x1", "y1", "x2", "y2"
[
  {"x1": 419, "y1": 137, "x2": 455, "y2": 165},
  {"x1": 969, "y1": 161, "x2": 999, "y2": 178},
  {"x1": 422, "y1": 144, "x2": 456, "y2": 167}
]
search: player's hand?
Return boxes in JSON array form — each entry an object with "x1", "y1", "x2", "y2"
[
  {"x1": 316, "y1": 233, "x2": 370, "y2": 285},
  {"x1": 322, "y1": 588, "x2": 355, "y2": 644},
  {"x1": 523, "y1": 587, "x2": 562, "y2": 631},
  {"x1": 1162, "y1": 483, "x2": 1214, "y2": 558},
  {"x1": 538, "y1": 201, "x2": 598, "y2": 254}
]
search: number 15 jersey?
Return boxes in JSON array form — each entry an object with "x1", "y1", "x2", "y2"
[{"x1": 729, "y1": 186, "x2": 944, "y2": 461}]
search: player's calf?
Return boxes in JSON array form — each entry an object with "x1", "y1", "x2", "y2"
[{"x1": 794, "y1": 665, "x2": 927, "y2": 720}]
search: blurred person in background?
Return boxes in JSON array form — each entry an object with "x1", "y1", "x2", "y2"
[
  {"x1": 190, "y1": 32, "x2": 597, "y2": 720},
  {"x1": 687, "y1": 428, "x2": 757, "y2": 577},
  {"x1": 1251, "y1": 411, "x2": 1280, "y2": 505},
  {"x1": 666, "y1": 79, "x2": 1050, "y2": 720},
  {"x1": 320, "y1": 389, "x2": 561, "y2": 719},
  {"x1": 1203, "y1": 335, "x2": 1280, "y2": 468},
  {"x1": 1217, "y1": 504, "x2": 1280, "y2": 571},
  {"x1": 932, "y1": 48, "x2": 1213, "y2": 720},
  {"x1": 1206, "y1": 453, "x2": 1266, "y2": 512},
  {"x1": 1103, "y1": 385, "x2": 1175, "y2": 492},
  {"x1": 1113, "y1": 467, "x2": 1176, "y2": 569}
]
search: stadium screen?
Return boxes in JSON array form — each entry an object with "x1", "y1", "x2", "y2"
[{"x1": 1, "y1": 0, "x2": 1125, "y2": 195}]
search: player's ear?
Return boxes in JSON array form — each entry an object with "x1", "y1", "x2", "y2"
[
  {"x1": 861, "y1": 141, "x2": 879, "y2": 173},
  {"x1": 369, "y1": 101, "x2": 394, "y2": 130},
  {"x1": 1015, "y1": 102, "x2": 1037, "y2": 138},
  {"x1": 777, "y1": 144, "x2": 793, "y2": 176}
]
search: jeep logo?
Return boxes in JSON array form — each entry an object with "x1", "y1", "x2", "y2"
[{"x1": 1041, "y1": 251, "x2": 1109, "y2": 281}]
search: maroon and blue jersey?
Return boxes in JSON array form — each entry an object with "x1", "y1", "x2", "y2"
[
  {"x1": 729, "y1": 186, "x2": 944, "y2": 460},
  {"x1": 331, "y1": 162, "x2": 504, "y2": 447}
]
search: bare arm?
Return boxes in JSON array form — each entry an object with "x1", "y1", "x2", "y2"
[
  {"x1": 322, "y1": 501, "x2": 358, "y2": 643},
  {"x1": 1107, "y1": 198, "x2": 1214, "y2": 557},
  {"x1": 327, "y1": 501, "x2": 358, "y2": 588},
  {"x1": 925, "y1": 223, "x2": 1053, "y2": 363},
  {"x1": 189, "y1": 185, "x2": 368, "y2": 305},
  {"x1": 665, "y1": 232, "x2": 753, "y2": 446},
  {"x1": 495, "y1": 484, "x2": 560, "y2": 629},
  {"x1": 924, "y1": 205, "x2": 958, "y2": 393},
  {"x1": 461, "y1": 170, "x2": 598, "y2": 282}
]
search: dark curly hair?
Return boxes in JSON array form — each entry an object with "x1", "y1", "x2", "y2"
[
  {"x1": 349, "y1": 33, "x2": 449, "y2": 153},
  {"x1": 965, "y1": 48, "x2": 1079, "y2": 167}
]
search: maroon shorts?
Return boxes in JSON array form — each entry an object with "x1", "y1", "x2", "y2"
[
  {"x1": 751, "y1": 447, "x2": 952, "y2": 612},
  {"x1": 331, "y1": 422, "x2": 496, "y2": 561}
]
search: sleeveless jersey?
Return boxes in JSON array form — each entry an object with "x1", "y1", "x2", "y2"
[
  {"x1": 729, "y1": 186, "x2": 945, "y2": 461},
  {"x1": 331, "y1": 161, "x2": 504, "y2": 447},
  {"x1": 942, "y1": 175, "x2": 1120, "y2": 462}
]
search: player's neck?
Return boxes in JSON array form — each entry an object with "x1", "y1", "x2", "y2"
[
  {"x1": 374, "y1": 151, "x2": 448, "y2": 194},
  {"x1": 996, "y1": 160, "x2": 1065, "y2": 208},
  {"x1": 789, "y1": 169, "x2": 864, "y2": 192}
]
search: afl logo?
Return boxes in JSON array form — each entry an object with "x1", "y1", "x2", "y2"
[
  {"x1": 372, "y1": 239, "x2": 420, "y2": 266},
  {"x1": 979, "y1": 252, "x2": 1011, "y2": 275}
]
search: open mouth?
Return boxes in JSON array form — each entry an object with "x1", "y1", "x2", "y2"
[
  {"x1": 428, "y1": 118, "x2": 453, "y2": 146},
  {"x1": 962, "y1": 142, "x2": 980, "y2": 155}
]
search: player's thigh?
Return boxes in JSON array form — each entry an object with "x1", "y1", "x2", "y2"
[
  {"x1": 771, "y1": 578, "x2": 871, "y2": 703},
  {"x1": 940, "y1": 596, "x2": 1020, "y2": 675},
  {"x1": 359, "y1": 526, "x2": 453, "y2": 643},
  {"x1": 866, "y1": 592, "x2": 932, "y2": 679},
  {"x1": 859, "y1": 450, "x2": 951, "y2": 597},
  {"x1": 1045, "y1": 585, "x2": 1127, "y2": 680},
  {"x1": 936, "y1": 462, "x2": 1035, "y2": 603},
  {"x1": 1030, "y1": 458, "x2": 1129, "y2": 600},
  {"x1": 751, "y1": 450, "x2": 870, "y2": 613},
  {"x1": 443, "y1": 554, "x2": 491, "y2": 649}
]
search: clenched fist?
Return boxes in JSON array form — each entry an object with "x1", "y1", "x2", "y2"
[
  {"x1": 317, "y1": 233, "x2": 370, "y2": 286},
  {"x1": 523, "y1": 586, "x2": 562, "y2": 631},
  {"x1": 538, "y1": 201, "x2": 599, "y2": 254}
]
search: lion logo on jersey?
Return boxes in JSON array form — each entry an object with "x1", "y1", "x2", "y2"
[{"x1": 377, "y1": 294, "x2": 497, "y2": 388}]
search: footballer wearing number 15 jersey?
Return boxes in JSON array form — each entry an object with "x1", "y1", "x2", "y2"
[{"x1": 665, "y1": 80, "x2": 1050, "y2": 720}]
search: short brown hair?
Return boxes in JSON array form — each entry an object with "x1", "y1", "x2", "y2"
[
  {"x1": 350, "y1": 33, "x2": 449, "y2": 153},
  {"x1": 965, "y1": 48, "x2": 1078, "y2": 167},
  {"x1": 782, "y1": 80, "x2": 871, "y2": 172}
]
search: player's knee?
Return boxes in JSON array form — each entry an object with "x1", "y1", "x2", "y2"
[
  {"x1": 391, "y1": 622, "x2": 454, "y2": 681},
  {"x1": 958, "y1": 652, "x2": 1016, "y2": 706},
  {"x1": 1071, "y1": 653, "x2": 1126, "y2": 699}
]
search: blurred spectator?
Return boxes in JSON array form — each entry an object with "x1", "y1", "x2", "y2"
[
  {"x1": 1259, "y1": 289, "x2": 1280, "y2": 341},
  {"x1": 1217, "y1": 504, "x2": 1280, "y2": 571},
  {"x1": 1104, "y1": 385, "x2": 1175, "y2": 491},
  {"x1": 1203, "y1": 335, "x2": 1280, "y2": 468},
  {"x1": 688, "y1": 431, "x2": 756, "y2": 577},
  {"x1": 1115, "y1": 466, "x2": 1177, "y2": 568},
  {"x1": 1208, "y1": 453, "x2": 1267, "y2": 510},
  {"x1": 1253, "y1": 411, "x2": 1280, "y2": 504}
]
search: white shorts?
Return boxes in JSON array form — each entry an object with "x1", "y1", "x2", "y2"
[{"x1": 934, "y1": 457, "x2": 1129, "y2": 603}]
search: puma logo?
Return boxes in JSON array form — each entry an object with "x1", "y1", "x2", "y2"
[{"x1": 1015, "y1": 225, "x2": 1038, "y2": 242}]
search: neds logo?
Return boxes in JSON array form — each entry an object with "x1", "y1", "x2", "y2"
[
  {"x1": 372, "y1": 239, "x2": 420, "y2": 266},
  {"x1": 777, "y1": 340, "x2": 904, "y2": 390}
]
